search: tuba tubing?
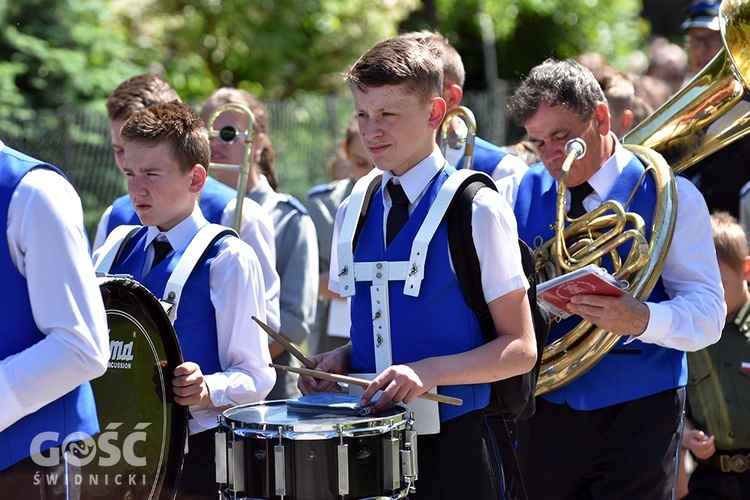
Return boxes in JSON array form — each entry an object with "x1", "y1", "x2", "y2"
[
  {"x1": 439, "y1": 105, "x2": 476, "y2": 170},
  {"x1": 534, "y1": 142, "x2": 677, "y2": 396}
]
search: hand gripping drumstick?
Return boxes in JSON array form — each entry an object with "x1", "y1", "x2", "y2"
[
  {"x1": 270, "y1": 363, "x2": 463, "y2": 406},
  {"x1": 252, "y1": 316, "x2": 343, "y2": 392}
]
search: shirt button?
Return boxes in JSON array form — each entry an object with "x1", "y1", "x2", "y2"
[
  {"x1": 724, "y1": 359, "x2": 733, "y2": 367},
  {"x1": 725, "y1": 396, "x2": 733, "y2": 403},
  {"x1": 729, "y1": 431, "x2": 736, "y2": 438}
]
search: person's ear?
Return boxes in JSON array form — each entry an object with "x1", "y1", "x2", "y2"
[
  {"x1": 252, "y1": 132, "x2": 268, "y2": 163},
  {"x1": 444, "y1": 83, "x2": 463, "y2": 110},
  {"x1": 594, "y1": 102, "x2": 611, "y2": 136},
  {"x1": 428, "y1": 97, "x2": 448, "y2": 131},
  {"x1": 619, "y1": 110, "x2": 634, "y2": 135},
  {"x1": 189, "y1": 164, "x2": 207, "y2": 194},
  {"x1": 743, "y1": 256, "x2": 750, "y2": 282}
]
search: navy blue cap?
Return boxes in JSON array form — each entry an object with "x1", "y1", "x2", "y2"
[{"x1": 682, "y1": 0, "x2": 721, "y2": 31}]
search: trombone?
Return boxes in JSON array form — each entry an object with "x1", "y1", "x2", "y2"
[
  {"x1": 205, "y1": 103, "x2": 256, "y2": 232},
  {"x1": 439, "y1": 105, "x2": 476, "y2": 170}
]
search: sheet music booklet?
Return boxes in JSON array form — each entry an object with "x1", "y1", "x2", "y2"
[{"x1": 537, "y1": 264, "x2": 628, "y2": 319}]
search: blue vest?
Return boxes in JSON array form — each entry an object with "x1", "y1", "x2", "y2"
[
  {"x1": 514, "y1": 157, "x2": 686, "y2": 410},
  {"x1": 457, "y1": 136, "x2": 510, "y2": 177},
  {"x1": 107, "y1": 176, "x2": 237, "y2": 234},
  {"x1": 350, "y1": 167, "x2": 489, "y2": 422},
  {"x1": 109, "y1": 227, "x2": 224, "y2": 375},
  {"x1": 0, "y1": 146, "x2": 99, "y2": 470}
]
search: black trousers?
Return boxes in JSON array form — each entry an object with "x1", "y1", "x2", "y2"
[
  {"x1": 686, "y1": 463, "x2": 750, "y2": 499},
  {"x1": 517, "y1": 388, "x2": 684, "y2": 500},
  {"x1": 176, "y1": 429, "x2": 219, "y2": 499},
  {"x1": 409, "y1": 409, "x2": 505, "y2": 499},
  {"x1": 0, "y1": 446, "x2": 81, "y2": 500}
]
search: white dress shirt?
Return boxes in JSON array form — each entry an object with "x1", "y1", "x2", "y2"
[
  {"x1": 329, "y1": 147, "x2": 528, "y2": 303},
  {"x1": 559, "y1": 137, "x2": 725, "y2": 351},
  {"x1": 444, "y1": 140, "x2": 529, "y2": 206},
  {"x1": 0, "y1": 151, "x2": 109, "y2": 432},
  {"x1": 93, "y1": 193, "x2": 281, "y2": 332},
  {"x1": 93, "y1": 206, "x2": 276, "y2": 433}
]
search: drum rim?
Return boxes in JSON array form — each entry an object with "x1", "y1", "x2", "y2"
[
  {"x1": 221, "y1": 400, "x2": 409, "y2": 439},
  {"x1": 96, "y1": 276, "x2": 188, "y2": 500}
]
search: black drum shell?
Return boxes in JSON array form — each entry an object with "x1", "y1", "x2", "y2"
[
  {"x1": 219, "y1": 400, "x2": 410, "y2": 500},
  {"x1": 82, "y1": 277, "x2": 187, "y2": 500}
]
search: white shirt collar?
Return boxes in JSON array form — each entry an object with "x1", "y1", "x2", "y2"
[
  {"x1": 381, "y1": 148, "x2": 446, "y2": 205},
  {"x1": 145, "y1": 204, "x2": 208, "y2": 251},
  {"x1": 586, "y1": 133, "x2": 629, "y2": 201}
]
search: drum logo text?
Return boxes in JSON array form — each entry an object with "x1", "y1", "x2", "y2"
[
  {"x1": 108, "y1": 339, "x2": 134, "y2": 369},
  {"x1": 30, "y1": 422, "x2": 150, "y2": 468}
]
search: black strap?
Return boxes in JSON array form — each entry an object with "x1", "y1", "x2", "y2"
[
  {"x1": 111, "y1": 226, "x2": 142, "y2": 268},
  {"x1": 445, "y1": 175, "x2": 532, "y2": 500}
]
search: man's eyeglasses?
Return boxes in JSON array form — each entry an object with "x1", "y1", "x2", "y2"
[
  {"x1": 213, "y1": 125, "x2": 249, "y2": 144},
  {"x1": 687, "y1": 33, "x2": 723, "y2": 51}
]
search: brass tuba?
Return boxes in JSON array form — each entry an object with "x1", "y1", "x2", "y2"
[
  {"x1": 439, "y1": 105, "x2": 477, "y2": 170},
  {"x1": 622, "y1": 0, "x2": 750, "y2": 172},
  {"x1": 534, "y1": 139, "x2": 677, "y2": 395},
  {"x1": 536, "y1": 0, "x2": 750, "y2": 394},
  {"x1": 205, "y1": 103, "x2": 256, "y2": 232}
]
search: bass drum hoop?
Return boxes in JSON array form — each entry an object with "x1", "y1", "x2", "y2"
[{"x1": 85, "y1": 276, "x2": 188, "y2": 500}]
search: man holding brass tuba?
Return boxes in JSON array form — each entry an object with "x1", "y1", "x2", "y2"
[{"x1": 509, "y1": 59, "x2": 725, "y2": 499}]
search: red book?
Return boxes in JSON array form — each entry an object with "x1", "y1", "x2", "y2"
[{"x1": 537, "y1": 264, "x2": 628, "y2": 319}]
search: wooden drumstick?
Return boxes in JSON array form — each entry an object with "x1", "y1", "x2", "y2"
[
  {"x1": 270, "y1": 363, "x2": 463, "y2": 406},
  {"x1": 252, "y1": 316, "x2": 343, "y2": 392}
]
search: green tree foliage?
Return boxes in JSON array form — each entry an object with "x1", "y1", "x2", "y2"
[
  {"x1": 406, "y1": 0, "x2": 648, "y2": 89},
  {"x1": 128, "y1": 0, "x2": 421, "y2": 101},
  {"x1": 0, "y1": 0, "x2": 148, "y2": 119}
]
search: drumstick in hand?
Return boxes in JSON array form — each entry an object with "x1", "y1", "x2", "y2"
[
  {"x1": 270, "y1": 363, "x2": 463, "y2": 406},
  {"x1": 252, "y1": 316, "x2": 343, "y2": 392}
]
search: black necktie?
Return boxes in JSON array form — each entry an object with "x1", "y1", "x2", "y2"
[
  {"x1": 568, "y1": 182, "x2": 594, "y2": 218},
  {"x1": 386, "y1": 181, "x2": 410, "y2": 246},
  {"x1": 151, "y1": 239, "x2": 172, "y2": 270}
]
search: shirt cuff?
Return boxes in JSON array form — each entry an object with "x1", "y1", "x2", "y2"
[
  {"x1": 627, "y1": 302, "x2": 671, "y2": 345},
  {"x1": 204, "y1": 373, "x2": 228, "y2": 407},
  {"x1": 0, "y1": 369, "x2": 25, "y2": 432}
]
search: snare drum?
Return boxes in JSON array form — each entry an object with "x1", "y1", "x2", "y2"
[{"x1": 216, "y1": 400, "x2": 417, "y2": 500}]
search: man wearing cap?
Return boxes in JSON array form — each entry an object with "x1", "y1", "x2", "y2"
[
  {"x1": 683, "y1": 0, "x2": 724, "y2": 74},
  {"x1": 680, "y1": 0, "x2": 750, "y2": 221}
]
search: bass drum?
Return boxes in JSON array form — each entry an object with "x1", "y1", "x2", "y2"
[{"x1": 81, "y1": 277, "x2": 187, "y2": 499}]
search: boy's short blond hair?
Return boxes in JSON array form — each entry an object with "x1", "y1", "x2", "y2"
[
  {"x1": 120, "y1": 100, "x2": 209, "y2": 174},
  {"x1": 344, "y1": 37, "x2": 443, "y2": 106}
]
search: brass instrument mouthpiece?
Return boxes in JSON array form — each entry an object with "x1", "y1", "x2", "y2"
[{"x1": 565, "y1": 138, "x2": 587, "y2": 159}]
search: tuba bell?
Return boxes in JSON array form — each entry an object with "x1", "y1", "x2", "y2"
[
  {"x1": 205, "y1": 103, "x2": 256, "y2": 232},
  {"x1": 536, "y1": 0, "x2": 750, "y2": 394},
  {"x1": 622, "y1": 0, "x2": 750, "y2": 172}
]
